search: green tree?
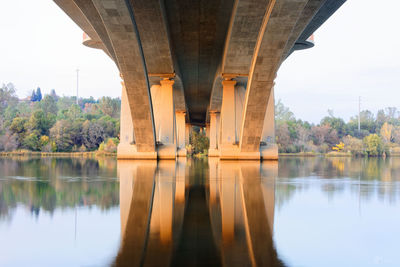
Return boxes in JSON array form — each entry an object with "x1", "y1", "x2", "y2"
[
  {"x1": 40, "y1": 95, "x2": 58, "y2": 115},
  {"x1": 50, "y1": 120, "x2": 74, "y2": 152},
  {"x1": 0, "y1": 83, "x2": 18, "y2": 114},
  {"x1": 190, "y1": 128, "x2": 209, "y2": 154},
  {"x1": 321, "y1": 114, "x2": 346, "y2": 138},
  {"x1": 275, "y1": 99, "x2": 295, "y2": 122},
  {"x1": 28, "y1": 110, "x2": 53, "y2": 135},
  {"x1": 98, "y1": 96, "x2": 120, "y2": 118},
  {"x1": 36, "y1": 87, "x2": 42, "y2": 101},
  {"x1": 363, "y1": 134, "x2": 383, "y2": 157},
  {"x1": 23, "y1": 131, "x2": 41, "y2": 151}
]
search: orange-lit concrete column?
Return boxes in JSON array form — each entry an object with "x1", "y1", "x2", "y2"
[
  {"x1": 208, "y1": 112, "x2": 220, "y2": 156},
  {"x1": 118, "y1": 81, "x2": 157, "y2": 159},
  {"x1": 219, "y1": 79, "x2": 239, "y2": 158},
  {"x1": 117, "y1": 81, "x2": 135, "y2": 157},
  {"x1": 176, "y1": 111, "x2": 187, "y2": 157},
  {"x1": 151, "y1": 78, "x2": 176, "y2": 159},
  {"x1": 117, "y1": 80, "x2": 157, "y2": 159},
  {"x1": 185, "y1": 124, "x2": 191, "y2": 149},
  {"x1": 260, "y1": 87, "x2": 278, "y2": 160}
]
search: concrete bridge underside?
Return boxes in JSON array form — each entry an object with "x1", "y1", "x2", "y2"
[{"x1": 55, "y1": 0, "x2": 346, "y2": 159}]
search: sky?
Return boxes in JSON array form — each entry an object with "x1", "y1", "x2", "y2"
[{"x1": 0, "y1": 0, "x2": 399, "y2": 123}]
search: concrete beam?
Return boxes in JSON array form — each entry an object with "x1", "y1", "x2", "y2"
[
  {"x1": 240, "y1": 0, "x2": 310, "y2": 153},
  {"x1": 72, "y1": 0, "x2": 117, "y2": 61},
  {"x1": 281, "y1": 0, "x2": 326, "y2": 60},
  {"x1": 93, "y1": 0, "x2": 156, "y2": 154}
]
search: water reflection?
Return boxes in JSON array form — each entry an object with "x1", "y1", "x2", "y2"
[
  {"x1": 1, "y1": 157, "x2": 400, "y2": 266},
  {"x1": 0, "y1": 157, "x2": 120, "y2": 266},
  {"x1": 0, "y1": 157, "x2": 118, "y2": 220},
  {"x1": 116, "y1": 158, "x2": 282, "y2": 267},
  {"x1": 277, "y1": 157, "x2": 400, "y2": 209}
]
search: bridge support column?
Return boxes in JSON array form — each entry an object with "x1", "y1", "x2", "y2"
[
  {"x1": 117, "y1": 81, "x2": 157, "y2": 159},
  {"x1": 176, "y1": 111, "x2": 187, "y2": 157},
  {"x1": 185, "y1": 124, "x2": 191, "y2": 152},
  {"x1": 219, "y1": 79, "x2": 239, "y2": 159},
  {"x1": 151, "y1": 78, "x2": 176, "y2": 159},
  {"x1": 208, "y1": 112, "x2": 220, "y2": 157},
  {"x1": 260, "y1": 88, "x2": 278, "y2": 160},
  {"x1": 219, "y1": 79, "x2": 259, "y2": 159}
]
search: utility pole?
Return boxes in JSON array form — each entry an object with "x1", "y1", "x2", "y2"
[
  {"x1": 358, "y1": 96, "x2": 361, "y2": 133},
  {"x1": 76, "y1": 68, "x2": 79, "y2": 105}
]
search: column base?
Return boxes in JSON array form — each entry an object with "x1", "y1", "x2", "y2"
[
  {"x1": 260, "y1": 144, "x2": 278, "y2": 160},
  {"x1": 208, "y1": 148, "x2": 219, "y2": 157},
  {"x1": 117, "y1": 143, "x2": 157, "y2": 159},
  {"x1": 177, "y1": 148, "x2": 187, "y2": 157},
  {"x1": 157, "y1": 144, "x2": 177, "y2": 159},
  {"x1": 219, "y1": 145, "x2": 260, "y2": 160}
]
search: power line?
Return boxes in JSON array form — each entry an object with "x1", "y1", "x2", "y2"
[{"x1": 358, "y1": 96, "x2": 361, "y2": 132}]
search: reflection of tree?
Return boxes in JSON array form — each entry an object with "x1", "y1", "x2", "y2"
[
  {"x1": 277, "y1": 157, "x2": 400, "y2": 207},
  {"x1": 0, "y1": 157, "x2": 119, "y2": 219}
]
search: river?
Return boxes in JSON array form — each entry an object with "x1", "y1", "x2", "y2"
[{"x1": 0, "y1": 157, "x2": 399, "y2": 266}]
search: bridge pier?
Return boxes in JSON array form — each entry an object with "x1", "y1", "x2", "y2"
[
  {"x1": 176, "y1": 111, "x2": 187, "y2": 157},
  {"x1": 151, "y1": 78, "x2": 177, "y2": 159},
  {"x1": 117, "y1": 82, "x2": 157, "y2": 159},
  {"x1": 219, "y1": 79, "x2": 241, "y2": 159},
  {"x1": 260, "y1": 88, "x2": 278, "y2": 160},
  {"x1": 208, "y1": 112, "x2": 220, "y2": 157}
]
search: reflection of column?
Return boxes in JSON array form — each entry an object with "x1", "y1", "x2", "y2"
[
  {"x1": 176, "y1": 111, "x2": 187, "y2": 157},
  {"x1": 209, "y1": 112, "x2": 220, "y2": 157},
  {"x1": 143, "y1": 160, "x2": 180, "y2": 266},
  {"x1": 157, "y1": 161, "x2": 175, "y2": 243},
  {"x1": 175, "y1": 157, "x2": 187, "y2": 203},
  {"x1": 115, "y1": 160, "x2": 157, "y2": 266},
  {"x1": 151, "y1": 78, "x2": 176, "y2": 159},
  {"x1": 260, "y1": 87, "x2": 278, "y2": 160},
  {"x1": 261, "y1": 161, "x2": 277, "y2": 234},
  {"x1": 208, "y1": 157, "x2": 219, "y2": 203},
  {"x1": 240, "y1": 161, "x2": 279, "y2": 266},
  {"x1": 219, "y1": 161, "x2": 237, "y2": 242},
  {"x1": 209, "y1": 161, "x2": 280, "y2": 266},
  {"x1": 118, "y1": 160, "x2": 135, "y2": 235}
]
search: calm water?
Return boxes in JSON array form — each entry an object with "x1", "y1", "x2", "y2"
[{"x1": 0, "y1": 157, "x2": 399, "y2": 266}]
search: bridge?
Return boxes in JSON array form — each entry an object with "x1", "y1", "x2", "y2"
[{"x1": 55, "y1": 0, "x2": 346, "y2": 160}]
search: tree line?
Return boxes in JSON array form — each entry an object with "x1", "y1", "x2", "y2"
[
  {"x1": 275, "y1": 100, "x2": 400, "y2": 156},
  {"x1": 2, "y1": 82, "x2": 400, "y2": 156},
  {"x1": 0, "y1": 83, "x2": 120, "y2": 152}
]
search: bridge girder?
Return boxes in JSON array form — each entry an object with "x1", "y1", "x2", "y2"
[{"x1": 54, "y1": 0, "x2": 346, "y2": 159}]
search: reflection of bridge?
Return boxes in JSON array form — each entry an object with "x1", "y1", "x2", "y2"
[
  {"x1": 116, "y1": 159, "x2": 281, "y2": 266},
  {"x1": 55, "y1": 0, "x2": 346, "y2": 160}
]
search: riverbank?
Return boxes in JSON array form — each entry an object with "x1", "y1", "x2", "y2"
[
  {"x1": 279, "y1": 151, "x2": 352, "y2": 157},
  {"x1": 0, "y1": 151, "x2": 116, "y2": 158}
]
